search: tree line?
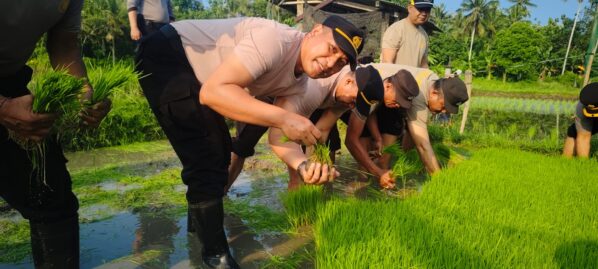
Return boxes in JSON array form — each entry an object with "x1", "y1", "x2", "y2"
[{"x1": 76, "y1": 0, "x2": 595, "y2": 82}]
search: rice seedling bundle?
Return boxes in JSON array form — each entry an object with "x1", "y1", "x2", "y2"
[
  {"x1": 87, "y1": 62, "x2": 137, "y2": 104},
  {"x1": 309, "y1": 143, "x2": 333, "y2": 167},
  {"x1": 8, "y1": 69, "x2": 84, "y2": 186},
  {"x1": 313, "y1": 148, "x2": 598, "y2": 268}
]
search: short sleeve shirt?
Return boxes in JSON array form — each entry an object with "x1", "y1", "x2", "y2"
[
  {"x1": 0, "y1": 0, "x2": 83, "y2": 76},
  {"x1": 381, "y1": 19, "x2": 429, "y2": 67},
  {"x1": 172, "y1": 18, "x2": 307, "y2": 99},
  {"x1": 280, "y1": 66, "x2": 353, "y2": 117},
  {"x1": 127, "y1": 0, "x2": 173, "y2": 23},
  {"x1": 367, "y1": 63, "x2": 438, "y2": 128},
  {"x1": 575, "y1": 102, "x2": 598, "y2": 133}
]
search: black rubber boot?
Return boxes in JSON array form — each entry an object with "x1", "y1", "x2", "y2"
[
  {"x1": 189, "y1": 198, "x2": 240, "y2": 269},
  {"x1": 29, "y1": 216, "x2": 79, "y2": 269}
]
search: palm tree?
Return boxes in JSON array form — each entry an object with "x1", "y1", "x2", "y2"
[
  {"x1": 562, "y1": 0, "x2": 584, "y2": 75},
  {"x1": 459, "y1": 0, "x2": 499, "y2": 67},
  {"x1": 508, "y1": 0, "x2": 537, "y2": 21}
]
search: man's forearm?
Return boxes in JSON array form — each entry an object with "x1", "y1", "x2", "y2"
[
  {"x1": 346, "y1": 134, "x2": 384, "y2": 177},
  {"x1": 128, "y1": 10, "x2": 139, "y2": 29},
  {"x1": 47, "y1": 31, "x2": 87, "y2": 79},
  {"x1": 415, "y1": 142, "x2": 440, "y2": 174}
]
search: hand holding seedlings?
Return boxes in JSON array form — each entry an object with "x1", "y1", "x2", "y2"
[
  {"x1": 0, "y1": 94, "x2": 57, "y2": 142},
  {"x1": 379, "y1": 170, "x2": 396, "y2": 189},
  {"x1": 79, "y1": 98, "x2": 112, "y2": 128},
  {"x1": 297, "y1": 160, "x2": 339, "y2": 184},
  {"x1": 280, "y1": 113, "x2": 321, "y2": 146}
]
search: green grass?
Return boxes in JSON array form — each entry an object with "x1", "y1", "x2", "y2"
[
  {"x1": 280, "y1": 185, "x2": 326, "y2": 228},
  {"x1": 0, "y1": 220, "x2": 30, "y2": 263},
  {"x1": 473, "y1": 78, "x2": 579, "y2": 99},
  {"x1": 312, "y1": 148, "x2": 598, "y2": 268}
]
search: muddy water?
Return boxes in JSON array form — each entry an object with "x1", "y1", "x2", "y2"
[
  {"x1": 0, "y1": 142, "x2": 426, "y2": 269},
  {"x1": 0, "y1": 141, "x2": 314, "y2": 269}
]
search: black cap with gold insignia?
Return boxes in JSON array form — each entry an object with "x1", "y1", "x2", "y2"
[
  {"x1": 322, "y1": 15, "x2": 365, "y2": 71},
  {"x1": 580, "y1": 82, "x2": 598, "y2": 117}
]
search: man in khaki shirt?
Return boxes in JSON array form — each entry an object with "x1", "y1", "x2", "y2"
[
  {"x1": 380, "y1": 0, "x2": 432, "y2": 68},
  {"x1": 136, "y1": 16, "x2": 364, "y2": 268}
]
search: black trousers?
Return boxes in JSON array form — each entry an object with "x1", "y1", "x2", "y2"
[
  {"x1": 136, "y1": 25, "x2": 231, "y2": 202},
  {"x1": 0, "y1": 66, "x2": 78, "y2": 223}
]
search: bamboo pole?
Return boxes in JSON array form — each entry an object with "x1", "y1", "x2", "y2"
[
  {"x1": 459, "y1": 70, "x2": 473, "y2": 134},
  {"x1": 583, "y1": 40, "x2": 598, "y2": 86}
]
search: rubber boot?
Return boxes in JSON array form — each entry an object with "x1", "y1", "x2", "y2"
[
  {"x1": 189, "y1": 198, "x2": 240, "y2": 269},
  {"x1": 30, "y1": 216, "x2": 79, "y2": 269}
]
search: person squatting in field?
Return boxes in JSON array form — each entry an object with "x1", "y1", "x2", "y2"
[
  {"x1": 563, "y1": 82, "x2": 598, "y2": 158},
  {"x1": 135, "y1": 15, "x2": 364, "y2": 268},
  {"x1": 0, "y1": 1, "x2": 112, "y2": 268},
  {"x1": 225, "y1": 64, "x2": 421, "y2": 191}
]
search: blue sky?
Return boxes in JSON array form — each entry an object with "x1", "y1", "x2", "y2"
[{"x1": 441, "y1": 0, "x2": 592, "y2": 25}]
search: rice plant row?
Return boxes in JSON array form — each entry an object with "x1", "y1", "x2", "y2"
[
  {"x1": 470, "y1": 96, "x2": 576, "y2": 115},
  {"x1": 312, "y1": 149, "x2": 598, "y2": 268}
]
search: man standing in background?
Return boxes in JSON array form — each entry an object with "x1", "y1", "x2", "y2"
[
  {"x1": 127, "y1": 0, "x2": 175, "y2": 41},
  {"x1": 380, "y1": 0, "x2": 432, "y2": 67}
]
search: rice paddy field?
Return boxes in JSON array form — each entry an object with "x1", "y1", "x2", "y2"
[
  {"x1": 2, "y1": 64, "x2": 597, "y2": 268},
  {"x1": 310, "y1": 148, "x2": 598, "y2": 268}
]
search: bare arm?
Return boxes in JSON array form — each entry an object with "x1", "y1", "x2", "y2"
[
  {"x1": 406, "y1": 121, "x2": 440, "y2": 174},
  {"x1": 366, "y1": 111, "x2": 382, "y2": 154},
  {"x1": 47, "y1": 30, "x2": 87, "y2": 79},
  {"x1": 380, "y1": 48, "x2": 398, "y2": 64},
  {"x1": 345, "y1": 113, "x2": 385, "y2": 177},
  {"x1": 47, "y1": 30, "x2": 111, "y2": 127},
  {"x1": 128, "y1": 10, "x2": 141, "y2": 40},
  {"x1": 200, "y1": 54, "x2": 320, "y2": 145},
  {"x1": 268, "y1": 98, "x2": 338, "y2": 184}
]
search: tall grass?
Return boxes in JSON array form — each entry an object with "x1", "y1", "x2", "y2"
[
  {"x1": 473, "y1": 78, "x2": 579, "y2": 99},
  {"x1": 313, "y1": 148, "x2": 598, "y2": 268}
]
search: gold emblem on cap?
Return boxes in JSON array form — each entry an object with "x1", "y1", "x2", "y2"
[
  {"x1": 352, "y1": 36, "x2": 363, "y2": 50},
  {"x1": 335, "y1": 28, "x2": 359, "y2": 55}
]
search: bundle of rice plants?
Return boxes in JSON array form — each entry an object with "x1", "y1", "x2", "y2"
[
  {"x1": 87, "y1": 62, "x2": 137, "y2": 104},
  {"x1": 309, "y1": 143, "x2": 333, "y2": 167},
  {"x1": 9, "y1": 69, "x2": 84, "y2": 185}
]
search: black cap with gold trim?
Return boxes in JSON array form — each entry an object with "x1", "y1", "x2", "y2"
[
  {"x1": 580, "y1": 82, "x2": 598, "y2": 117},
  {"x1": 322, "y1": 15, "x2": 365, "y2": 71},
  {"x1": 354, "y1": 66, "x2": 384, "y2": 119}
]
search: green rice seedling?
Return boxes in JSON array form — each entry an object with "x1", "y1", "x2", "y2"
[
  {"x1": 8, "y1": 69, "x2": 83, "y2": 186},
  {"x1": 313, "y1": 149, "x2": 598, "y2": 268},
  {"x1": 280, "y1": 185, "x2": 326, "y2": 228},
  {"x1": 309, "y1": 143, "x2": 333, "y2": 167},
  {"x1": 87, "y1": 62, "x2": 137, "y2": 104}
]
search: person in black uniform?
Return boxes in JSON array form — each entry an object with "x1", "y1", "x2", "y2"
[{"x1": 0, "y1": 1, "x2": 112, "y2": 268}]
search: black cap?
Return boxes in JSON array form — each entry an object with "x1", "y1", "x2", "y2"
[
  {"x1": 411, "y1": 0, "x2": 434, "y2": 9},
  {"x1": 354, "y1": 66, "x2": 384, "y2": 119},
  {"x1": 580, "y1": 82, "x2": 598, "y2": 117},
  {"x1": 322, "y1": 15, "x2": 365, "y2": 71},
  {"x1": 387, "y1": 70, "x2": 419, "y2": 109},
  {"x1": 441, "y1": 77, "x2": 468, "y2": 114}
]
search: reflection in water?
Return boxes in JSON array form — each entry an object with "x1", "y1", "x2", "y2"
[{"x1": 130, "y1": 208, "x2": 179, "y2": 268}]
